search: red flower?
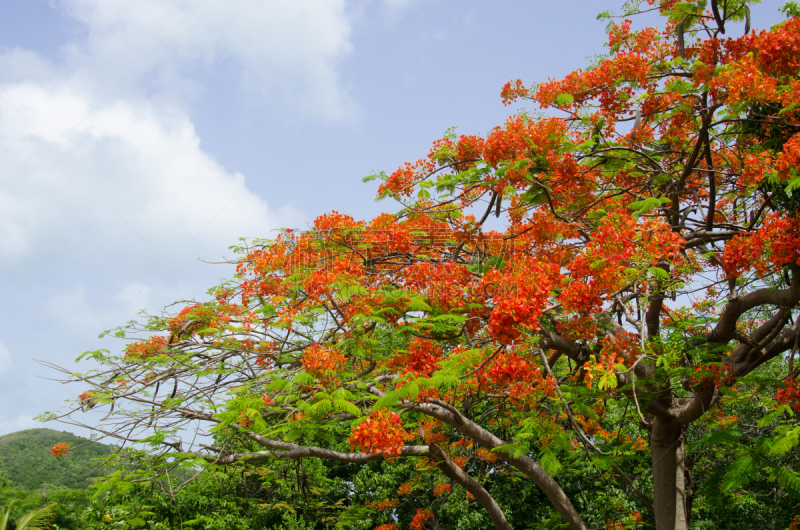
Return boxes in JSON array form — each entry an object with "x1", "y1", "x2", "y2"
[
  {"x1": 51, "y1": 443, "x2": 68, "y2": 459},
  {"x1": 350, "y1": 410, "x2": 411, "y2": 458},
  {"x1": 410, "y1": 509, "x2": 434, "y2": 530},
  {"x1": 433, "y1": 483, "x2": 451, "y2": 497}
]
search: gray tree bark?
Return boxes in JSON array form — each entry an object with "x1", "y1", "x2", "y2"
[{"x1": 650, "y1": 420, "x2": 688, "y2": 530}]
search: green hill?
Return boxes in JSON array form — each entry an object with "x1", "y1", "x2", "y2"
[{"x1": 0, "y1": 428, "x2": 114, "y2": 490}]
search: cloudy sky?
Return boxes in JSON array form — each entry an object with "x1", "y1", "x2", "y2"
[{"x1": 0, "y1": 0, "x2": 786, "y2": 438}]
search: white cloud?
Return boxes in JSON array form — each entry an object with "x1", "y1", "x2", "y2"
[
  {"x1": 55, "y1": 0, "x2": 356, "y2": 120},
  {"x1": 44, "y1": 281, "x2": 196, "y2": 338},
  {"x1": 0, "y1": 0, "x2": 357, "y2": 435},
  {"x1": 0, "y1": 413, "x2": 38, "y2": 437},
  {"x1": 114, "y1": 282, "x2": 153, "y2": 307},
  {"x1": 0, "y1": 342, "x2": 12, "y2": 378},
  {"x1": 0, "y1": 83, "x2": 304, "y2": 263},
  {"x1": 45, "y1": 288, "x2": 105, "y2": 335}
]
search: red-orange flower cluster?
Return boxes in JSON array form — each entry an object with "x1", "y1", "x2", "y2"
[
  {"x1": 124, "y1": 336, "x2": 168, "y2": 358},
  {"x1": 367, "y1": 498, "x2": 398, "y2": 512},
  {"x1": 301, "y1": 344, "x2": 347, "y2": 382},
  {"x1": 350, "y1": 410, "x2": 411, "y2": 458},
  {"x1": 691, "y1": 364, "x2": 735, "y2": 389},
  {"x1": 385, "y1": 337, "x2": 442, "y2": 378},
  {"x1": 776, "y1": 378, "x2": 800, "y2": 412},
  {"x1": 168, "y1": 303, "x2": 233, "y2": 338},
  {"x1": 722, "y1": 214, "x2": 800, "y2": 278},
  {"x1": 51, "y1": 442, "x2": 68, "y2": 459},
  {"x1": 433, "y1": 483, "x2": 451, "y2": 497},
  {"x1": 410, "y1": 509, "x2": 434, "y2": 530}
]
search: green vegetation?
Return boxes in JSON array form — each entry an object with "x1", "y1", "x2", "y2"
[
  {"x1": 0, "y1": 469, "x2": 88, "y2": 530},
  {"x1": 0, "y1": 429, "x2": 112, "y2": 490},
  {"x1": 1, "y1": 500, "x2": 57, "y2": 530},
  {"x1": 0, "y1": 414, "x2": 798, "y2": 529}
]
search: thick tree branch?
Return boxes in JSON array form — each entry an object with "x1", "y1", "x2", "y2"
[
  {"x1": 428, "y1": 444, "x2": 512, "y2": 530},
  {"x1": 707, "y1": 264, "x2": 800, "y2": 345},
  {"x1": 407, "y1": 400, "x2": 587, "y2": 530},
  {"x1": 208, "y1": 434, "x2": 430, "y2": 464}
]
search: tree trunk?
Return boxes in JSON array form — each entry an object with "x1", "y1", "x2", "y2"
[{"x1": 650, "y1": 419, "x2": 688, "y2": 530}]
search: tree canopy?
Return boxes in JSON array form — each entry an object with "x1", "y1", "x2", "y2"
[{"x1": 46, "y1": 1, "x2": 800, "y2": 529}]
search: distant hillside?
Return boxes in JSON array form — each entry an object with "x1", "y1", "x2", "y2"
[{"x1": 0, "y1": 428, "x2": 114, "y2": 490}]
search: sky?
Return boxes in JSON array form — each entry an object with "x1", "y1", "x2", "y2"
[{"x1": 0, "y1": 0, "x2": 787, "y2": 439}]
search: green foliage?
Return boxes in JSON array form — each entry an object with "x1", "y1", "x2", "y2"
[
  {"x1": 684, "y1": 360, "x2": 800, "y2": 529},
  {"x1": 0, "y1": 429, "x2": 113, "y2": 490},
  {"x1": 0, "y1": 472, "x2": 89, "y2": 530},
  {"x1": 0, "y1": 501, "x2": 57, "y2": 530},
  {"x1": 781, "y1": 1, "x2": 800, "y2": 18}
]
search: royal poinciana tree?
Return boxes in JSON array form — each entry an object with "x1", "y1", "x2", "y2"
[{"x1": 47, "y1": 1, "x2": 800, "y2": 529}]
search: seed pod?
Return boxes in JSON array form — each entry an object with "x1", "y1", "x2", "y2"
[
  {"x1": 677, "y1": 18, "x2": 686, "y2": 59},
  {"x1": 744, "y1": 6, "x2": 751, "y2": 35}
]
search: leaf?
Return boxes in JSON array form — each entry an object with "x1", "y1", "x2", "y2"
[
  {"x1": 407, "y1": 382, "x2": 420, "y2": 401},
  {"x1": 268, "y1": 379, "x2": 289, "y2": 392},
  {"x1": 311, "y1": 399, "x2": 332, "y2": 415},
  {"x1": 373, "y1": 387, "x2": 408, "y2": 409},
  {"x1": 758, "y1": 405, "x2": 790, "y2": 427},
  {"x1": 704, "y1": 465, "x2": 726, "y2": 511},
  {"x1": 362, "y1": 171, "x2": 386, "y2": 183},
  {"x1": 597, "y1": 372, "x2": 617, "y2": 390},
  {"x1": 333, "y1": 399, "x2": 360, "y2": 416},
  {"x1": 407, "y1": 297, "x2": 432, "y2": 312},
  {"x1": 769, "y1": 426, "x2": 800, "y2": 456},
  {"x1": 521, "y1": 186, "x2": 549, "y2": 206},
  {"x1": 293, "y1": 373, "x2": 315, "y2": 385},
  {"x1": 13, "y1": 502, "x2": 56, "y2": 530},
  {"x1": 775, "y1": 466, "x2": 800, "y2": 499},
  {"x1": 722, "y1": 454, "x2": 757, "y2": 492},
  {"x1": 556, "y1": 93, "x2": 574, "y2": 106},
  {"x1": 539, "y1": 448, "x2": 563, "y2": 476},
  {"x1": 575, "y1": 139, "x2": 595, "y2": 152},
  {"x1": 75, "y1": 349, "x2": 110, "y2": 362},
  {"x1": 511, "y1": 443, "x2": 529, "y2": 459},
  {"x1": 648, "y1": 267, "x2": 670, "y2": 280},
  {"x1": 628, "y1": 196, "x2": 671, "y2": 217},
  {"x1": 688, "y1": 429, "x2": 741, "y2": 451}
]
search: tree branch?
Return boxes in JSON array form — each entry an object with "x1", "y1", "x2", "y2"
[{"x1": 428, "y1": 444, "x2": 512, "y2": 530}]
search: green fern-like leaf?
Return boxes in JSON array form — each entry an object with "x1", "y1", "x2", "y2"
[
  {"x1": 769, "y1": 426, "x2": 800, "y2": 456},
  {"x1": 775, "y1": 466, "x2": 800, "y2": 499},
  {"x1": 688, "y1": 428, "x2": 741, "y2": 451},
  {"x1": 703, "y1": 466, "x2": 727, "y2": 512},
  {"x1": 333, "y1": 399, "x2": 360, "y2": 416},
  {"x1": 539, "y1": 448, "x2": 563, "y2": 476},
  {"x1": 722, "y1": 454, "x2": 757, "y2": 492}
]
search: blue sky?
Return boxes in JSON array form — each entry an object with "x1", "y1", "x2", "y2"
[{"x1": 0, "y1": 0, "x2": 786, "y2": 438}]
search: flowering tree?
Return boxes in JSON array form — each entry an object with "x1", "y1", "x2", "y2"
[{"x1": 48, "y1": 1, "x2": 800, "y2": 529}]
